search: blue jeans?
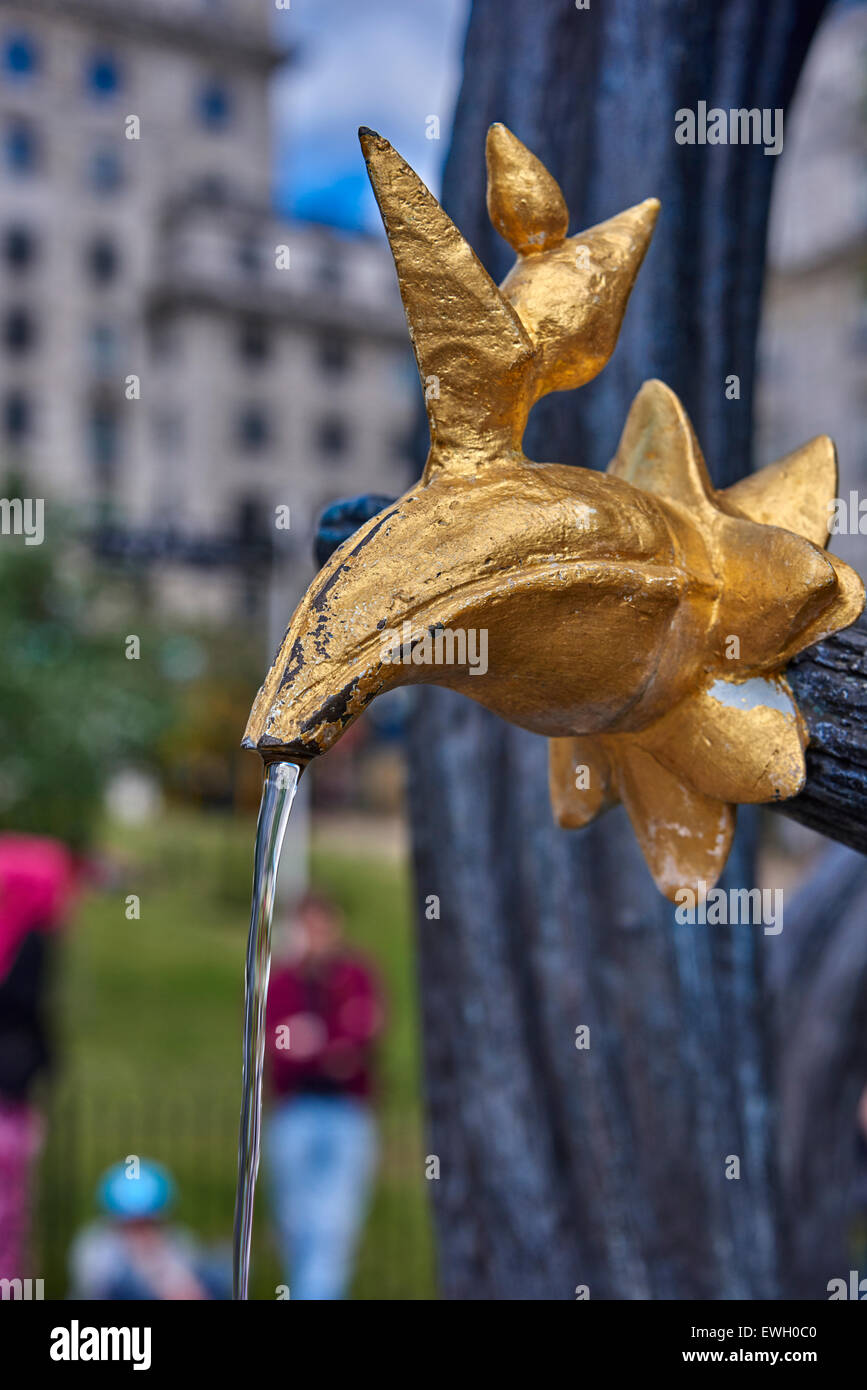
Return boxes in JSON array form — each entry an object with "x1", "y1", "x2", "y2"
[{"x1": 266, "y1": 1094, "x2": 377, "y2": 1300}]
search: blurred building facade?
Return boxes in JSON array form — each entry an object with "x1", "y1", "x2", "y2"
[
  {"x1": 0, "y1": 0, "x2": 416, "y2": 620},
  {"x1": 756, "y1": 1, "x2": 867, "y2": 582}
]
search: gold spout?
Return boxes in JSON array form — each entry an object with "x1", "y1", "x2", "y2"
[{"x1": 244, "y1": 125, "x2": 864, "y2": 900}]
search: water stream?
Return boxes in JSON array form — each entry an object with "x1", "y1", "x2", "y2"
[{"x1": 232, "y1": 759, "x2": 300, "y2": 1300}]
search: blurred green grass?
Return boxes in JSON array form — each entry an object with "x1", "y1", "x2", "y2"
[{"x1": 37, "y1": 808, "x2": 436, "y2": 1300}]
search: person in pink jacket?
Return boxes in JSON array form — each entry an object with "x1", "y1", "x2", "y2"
[{"x1": 0, "y1": 833, "x2": 79, "y2": 1283}]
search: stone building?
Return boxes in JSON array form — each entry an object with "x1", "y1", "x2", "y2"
[
  {"x1": 756, "y1": 2, "x2": 867, "y2": 582},
  {"x1": 0, "y1": 0, "x2": 416, "y2": 620}
]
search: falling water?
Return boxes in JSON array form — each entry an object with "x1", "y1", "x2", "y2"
[{"x1": 232, "y1": 759, "x2": 300, "y2": 1300}]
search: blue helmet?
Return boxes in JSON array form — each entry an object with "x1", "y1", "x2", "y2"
[{"x1": 98, "y1": 1160, "x2": 175, "y2": 1220}]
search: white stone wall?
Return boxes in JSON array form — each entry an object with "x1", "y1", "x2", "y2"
[
  {"x1": 0, "y1": 0, "x2": 418, "y2": 621},
  {"x1": 757, "y1": 3, "x2": 867, "y2": 580}
]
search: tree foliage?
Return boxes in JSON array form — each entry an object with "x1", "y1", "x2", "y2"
[{"x1": 0, "y1": 507, "x2": 173, "y2": 846}]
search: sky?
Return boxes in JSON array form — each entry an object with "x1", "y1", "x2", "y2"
[{"x1": 271, "y1": 0, "x2": 469, "y2": 233}]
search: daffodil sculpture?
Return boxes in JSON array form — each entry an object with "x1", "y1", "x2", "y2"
[{"x1": 244, "y1": 125, "x2": 864, "y2": 901}]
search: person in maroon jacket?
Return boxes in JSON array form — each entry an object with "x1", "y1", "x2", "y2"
[{"x1": 264, "y1": 890, "x2": 384, "y2": 1300}]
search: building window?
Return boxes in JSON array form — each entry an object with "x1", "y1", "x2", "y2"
[
  {"x1": 3, "y1": 391, "x2": 31, "y2": 442},
  {"x1": 86, "y1": 52, "x2": 122, "y2": 99},
  {"x1": 317, "y1": 253, "x2": 343, "y2": 290},
  {"x1": 86, "y1": 237, "x2": 120, "y2": 286},
  {"x1": 88, "y1": 145, "x2": 123, "y2": 194},
  {"x1": 150, "y1": 317, "x2": 180, "y2": 361},
  {"x1": 4, "y1": 120, "x2": 40, "y2": 176},
  {"x1": 195, "y1": 173, "x2": 228, "y2": 204},
  {"x1": 2, "y1": 225, "x2": 37, "y2": 271},
  {"x1": 88, "y1": 323, "x2": 119, "y2": 375},
  {"x1": 853, "y1": 302, "x2": 867, "y2": 354},
  {"x1": 317, "y1": 417, "x2": 348, "y2": 459},
  {"x1": 236, "y1": 236, "x2": 261, "y2": 277},
  {"x1": 238, "y1": 319, "x2": 269, "y2": 365},
  {"x1": 88, "y1": 404, "x2": 120, "y2": 486},
  {"x1": 154, "y1": 410, "x2": 184, "y2": 455},
  {"x1": 198, "y1": 80, "x2": 232, "y2": 130},
  {"x1": 3, "y1": 308, "x2": 35, "y2": 354},
  {"x1": 236, "y1": 497, "x2": 271, "y2": 612},
  {"x1": 238, "y1": 406, "x2": 269, "y2": 452},
  {"x1": 3, "y1": 33, "x2": 39, "y2": 78},
  {"x1": 391, "y1": 428, "x2": 411, "y2": 464},
  {"x1": 318, "y1": 337, "x2": 350, "y2": 374},
  {"x1": 236, "y1": 497, "x2": 269, "y2": 545}
]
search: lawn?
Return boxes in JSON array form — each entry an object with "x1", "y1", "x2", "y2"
[{"x1": 37, "y1": 806, "x2": 436, "y2": 1300}]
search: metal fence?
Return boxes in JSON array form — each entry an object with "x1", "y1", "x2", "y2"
[{"x1": 36, "y1": 1082, "x2": 436, "y2": 1301}]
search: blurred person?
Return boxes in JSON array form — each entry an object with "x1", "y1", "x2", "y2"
[
  {"x1": 69, "y1": 1160, "x2": 230, "y2": 1300},
  {"x1": 265, "y1": 891, "x2": 385, "y2": 1300},
  {"x1": 0, "y1": 833, "x2": 78, "y2": 1282}
]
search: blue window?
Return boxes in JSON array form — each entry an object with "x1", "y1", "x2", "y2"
[
  {"x1": 238, "y1": 405, "x2": 269, "y2": 451},
  {"x1": 88, "y1": 323, "x2": 119, "y2": 375},
  {"x1": 86, "y1": 237, "x2": 120, "y2": 286},
  {"x1": 89, "y1": 404, "x2": 120, "y2": 484},
  {"x1": 199, "y1": 81, "x2": 232, "y2": 130},
  {"x1": 3, "y1": 308, "x2": 35, "y2": 354},
  {"x1": 88, "y1": 146, "x2": 123, "y2": 193},
  {"x1": 4, "y1": 391, "x2": 31, "y2": 441},
  {"x1": 196, "y1": 173, "x2": 227, "y2": 203},
  {"x1": 317, "y1": 253, "x2": 342, "y2": 289},
  {"x1": 236, "y1": 236, "x2": 261, "y2": 276},
  {"x1": 3, "y1": 225, "x2": 37, "y2": 270},
  {"x1": 4, "y1": 33, "x2": 39, "y2": 78},
  {"x1": 318, "y1": 418, "x2": 348, "y2": 459},
  {"x1": 4, "y1": 120, "x2": 39, "y2": 175},
  {"x1": 318, "y1": 337, "x2": 349, "y2": 374},
  {"x1": 87, "y1": 52, "x2": 122, "y2": 98},
  {"x1": 239, "y1": 319, "x2": 269, "y2": 365}
]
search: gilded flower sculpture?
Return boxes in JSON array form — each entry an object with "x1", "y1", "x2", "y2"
[{"x1": 244, "y1": 124, "x2": 864, "y2": 901}]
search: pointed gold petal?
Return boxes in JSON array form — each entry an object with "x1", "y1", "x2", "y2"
[
  {"x1": 821, "y1": 553, "x2": 867, "y2": 631},
  {"x1": 721, "y1": 436, "x2": 838, "y2": 546},
  {"x1": 643, "y1": 676, "x2": 807, "y2": 805},
  {"x1": 548, "y1": 736, "x2": 615, "y2": 828},
  {"x1": 358, "y1": 128, "x2": 533, "y2": 464},
  {"x1": 614, "y1": 740, "x2": 735, "y2": 901},
  {"x1": 776, "y1": 550, "x2": 865, "y2": 657},
  {"x1": 608, "y1": 379, "x2": 716, "y2": 516},
  {"x1": 486, "y1": 124, "x2": 568, "y2": 255},
  {"x1": 499, "y1": 200, "x2": 659, "y2": 397}
]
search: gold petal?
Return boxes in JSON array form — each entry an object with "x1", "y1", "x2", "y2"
[
  {"x1": 644, "y1": 676, "x2": 807, "y2": 805},
  {"x1": 720, "y1": 436, "x2": 837, "y2": 547},
  {"x1": 499, "y1": 201, "x2": 659, "y2": 398},
  {"x1": 778, "y1": 550, "x2": 866, "y2": 656},
  {"x1": 486, "y1": 124, "x2": 568, "y2": 255},
  {"x1": 614, "y1": 740, "x2": 735, "y2": 901},
  {"x1": 607, "y1": 379, "x2": 716, "y2": 518},
  {"x1": 358, "y1": 128, "x2": 534, "y2": 463},
  {"x1": 548, "y1": 736, "x2": 614, "y2": 829}
]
